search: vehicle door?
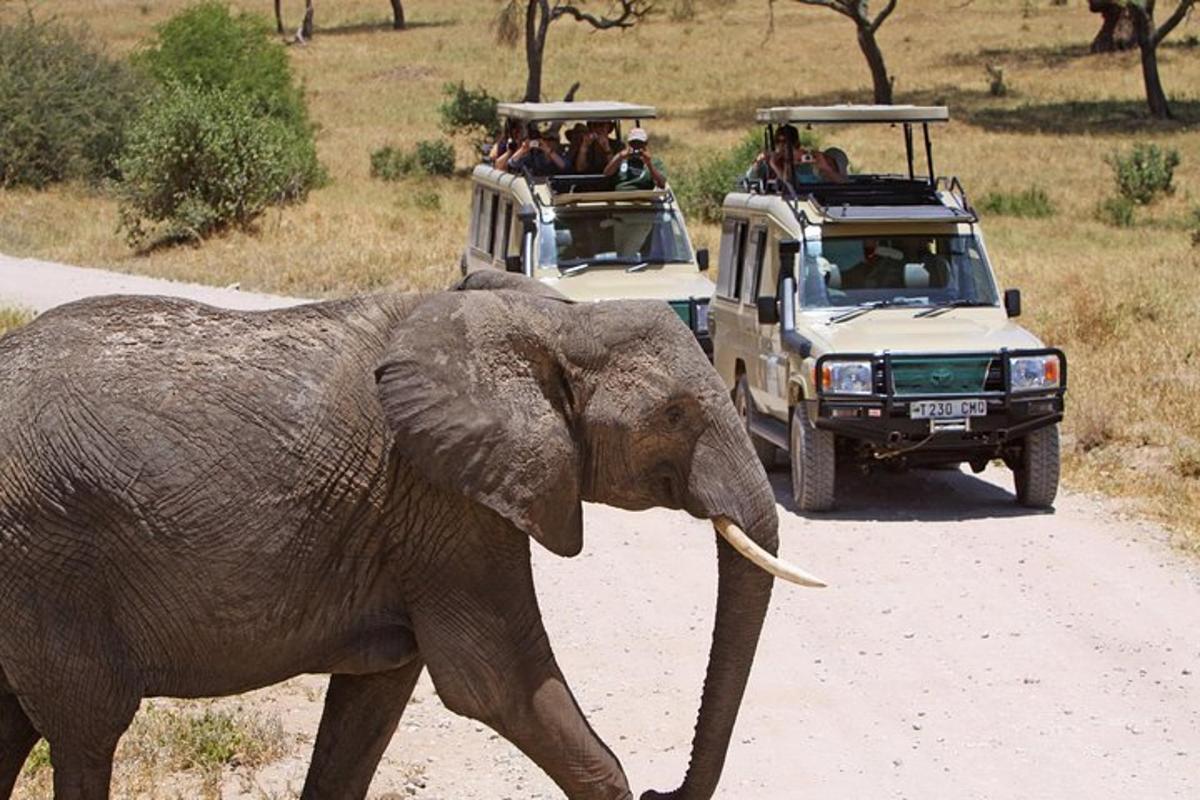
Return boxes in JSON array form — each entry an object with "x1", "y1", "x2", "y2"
[
  {"x1": 712, "y1": 215, "x2": 750, "y2": 386},
  {"x1": 748, "y1": 224, "x2": 791, "y2": 419}
]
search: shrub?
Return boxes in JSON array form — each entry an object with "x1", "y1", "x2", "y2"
[
  {"x1": 0, "y1": 13, "x2": 145, "y2": 188},
  {"x1": 411, "y1": 188, "x2": 442, "y2": 211},
  {"x1": 117, "y1": 84, "x2": 322, "y2": 246},
  {"x1": 985, "y1": 64, "x2": 1007, "y2": 97},
  {"x1": 1096, "y1": 195, "x2": 1135, "y2": 228},
  {"x1": 675, "y1": 129, "x2": 820, "y2": 224},
  {"x1": 1188, "y1": 206, "x2": 1200, "y2": 247},
  {"x1": 134, "y1": 2, "x2": 309, "y2": 132},
  {"x1": 0, "y1": 307, "x2": 34, "y2": 338},
  {"x1": 371, "y1": 140, "x2": 455, "y2": 180},
  {"x1": 438, "y1": 82, "x2": 500, "y2": 144},
  {"x1": 978, "y1": 186, "x2": 1055, "y2": 218},
  {"x1": 414, "y1": 139, "x2": 456, "y2": 176},
  {"x1": 1104, "y1": 143, "x2": 1180, "y2": 205}
]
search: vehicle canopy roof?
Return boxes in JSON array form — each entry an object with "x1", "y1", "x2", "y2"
[
  {"x1": 496, "y1": 100, "x2": 657, "y2": 122},
  {"x1": 755, "y1": 105, "x2": 949, "y2": 125}
]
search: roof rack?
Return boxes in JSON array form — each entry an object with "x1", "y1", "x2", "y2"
[
  {"x1": 497, "y1": 101, "x2": 657, "y2": 122},
  {"x1": 755, "y1": 105, "x2": 949, "y2": 125}
]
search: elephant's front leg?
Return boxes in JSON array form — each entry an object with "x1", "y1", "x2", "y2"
[{"x1": 412, "y1": 540, "x2": 632, "y2": 800}]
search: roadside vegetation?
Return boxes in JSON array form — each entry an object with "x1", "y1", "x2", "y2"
[
  {"x1": 0, "y1": 307, "x2": 33, "y2": 337},
  {"x1": 0, "y1": 0, "x2": 1197, "y2": 547},
  {"x1": 15, "y1": 700, "x2": 287, "y2": 799}
]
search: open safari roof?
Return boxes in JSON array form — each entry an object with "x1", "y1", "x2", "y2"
[
  {"x1": 497, "y1": 101, "x2": 657, "y2": 122},
  {"x1": 755, "y1": 105, "x2": 949, "y2": 125}
]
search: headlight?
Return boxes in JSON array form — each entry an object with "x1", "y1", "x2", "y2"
[
  {"x1": 693, "y1": 301, "x2": 710, "y2": 335},
  {"x1": 822, "y1": 360, "x2": 874, "y2": 395},
  {"x1": 1009, "y1": 354, "x2": 1061, "y2": 391}
]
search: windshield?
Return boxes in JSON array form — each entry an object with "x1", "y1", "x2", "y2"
[
  {"x1": 799, "y1": 234, "x2": 999, "y2": 309},
  {"x1": 538, "y1": 206, "x2": 693, "y2": 269}
]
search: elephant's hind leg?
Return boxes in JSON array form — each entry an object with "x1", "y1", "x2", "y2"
[
  {"x1": 0, "y1": 694, "x2": 39, "y2": 799},
  {"x1": 300, "y1": 660, "x2": 424, "y2": 800}
]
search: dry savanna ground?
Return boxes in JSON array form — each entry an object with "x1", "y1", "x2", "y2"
[{"x1": 0, "y1": 1, "x2": 1198, "y2": 796}]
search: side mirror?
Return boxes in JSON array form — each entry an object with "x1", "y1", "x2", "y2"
[
  {"x1": 504, "y1": 254, "x2": 523, "y2": 274},
  {"x1": 1004, "y1": 288, "x2": 1022, "y2": 318},
  {"x1": 756, "y1": 296, "x2": 779, "y2": 325},
  {"x1": 696, "y1": 248, "x2": 710, "y2": 271}
]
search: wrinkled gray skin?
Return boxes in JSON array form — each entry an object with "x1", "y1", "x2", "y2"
[{"x1": 0, "y1": 272, "x2": 779, "y2": 800}]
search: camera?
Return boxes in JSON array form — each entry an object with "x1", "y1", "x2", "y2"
[{"x1": 799, "y1": 151, "x2": 815, "y2": 164}]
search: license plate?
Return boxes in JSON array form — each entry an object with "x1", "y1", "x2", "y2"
[{"x1": 909, "y1": 399, "x2": 988, "y2": 419}]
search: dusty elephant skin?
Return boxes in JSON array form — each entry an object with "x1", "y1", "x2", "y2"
[{"x1": 0, "y1": 273, "x2": 783, "y2": 800}]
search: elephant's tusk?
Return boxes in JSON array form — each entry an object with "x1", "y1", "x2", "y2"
[{"x1": 713, "y1": 516, "x2": 827, "y2": 588}]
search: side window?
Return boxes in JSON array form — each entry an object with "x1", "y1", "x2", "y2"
[
  {"x1": 470, "y1": 187, "x2": 484, "y2": 250},
  {"x1": 741, "y1": 227, "x2": 766, "y2": 305},
  {"x1": 716, "y1": 218, "x2": 739, "y2": 299},
  {"x1": 472, "y1": 190, "x2": 491, "y2": 251},
  {"x1": 487, "y1": 194, "x2": 501, "y2": 257},
  {"x1": 718, "y1": 220, "x2": 748, "y2": 301},
  {"x1": 500, "y1": 201, "x2": 514, "y2": 257}
]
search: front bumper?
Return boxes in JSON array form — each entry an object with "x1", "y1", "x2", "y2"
[{"x1": 812, "y1": 348, "x2": 1066, "y2": 454}]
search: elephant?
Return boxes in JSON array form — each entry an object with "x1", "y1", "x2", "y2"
[{"x1": 0, "y1": 271, "x2": 821, "y2": 800}]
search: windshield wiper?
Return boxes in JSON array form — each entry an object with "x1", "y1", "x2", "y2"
[
  {"x1": 560, "y1": 262, "x2": 595, "y2": 277},
  {"x1": 625, "y1": 261, "x2": 650, "y2": 273},
  {"x1": 830, "y1": 298, "x2": 923, "y2": 324},
  {"x1": 913, "y1": 300, "x2": 995, "y2": 319}
]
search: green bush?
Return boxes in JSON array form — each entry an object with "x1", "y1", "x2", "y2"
[
  {"x1": 0, "y1": 14, "x2": 145, "y2": 188},
  {"x1": 1096, "y1": 195, "x2": 1136, "y2": 228},
  {"x1": 371, "y1": 139, "x2": 455, "y2": 180},
  {"x1": 414, "y1": 139, "x2": 455, "y2": 176},
  {"x1": 978, "y1": 186, "x2": 1055, "y2": 218},
  {"x1": 134, "y1": 2, "x2": 308, "y2": 131},
  {"x1": 675, "y1": 129, "x2": 820, "y2": 224},
  {"x1": 1104, "y1": 143, "x2": 1180, "y2": 205},
  {"x1": 117, "y1": 84, "x2": 322, "y2": 245},
  {"x1": 438, "y1": 82, "x2": 499, "y2": 144}
]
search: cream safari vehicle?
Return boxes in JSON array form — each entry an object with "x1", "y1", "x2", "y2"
[
  {"x1": 711, "y1": 105, "x2": 1066, "y2": 511},
  {"x1": 463, "y1": 101, "x2": 714, "y2": 355}
]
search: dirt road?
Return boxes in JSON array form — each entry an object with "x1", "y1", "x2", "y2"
[{"x1": 3, "y1": 254, "x2": 1197, "y2": 799}]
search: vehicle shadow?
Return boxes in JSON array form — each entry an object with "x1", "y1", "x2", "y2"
[{"x1": 768, "y1": 465, "x2": 1051, "y2": 523}]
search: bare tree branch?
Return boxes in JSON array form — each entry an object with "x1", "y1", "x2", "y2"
[
  {"x1": 869, "y1": 0, "x2": 899, "y2": 32},
  {"x1": 550, "y1": 0, "x2": 652, "y2": 29},
  {"x1": 1153, "y1": 0, "x2": 1196, "y2": 44}
]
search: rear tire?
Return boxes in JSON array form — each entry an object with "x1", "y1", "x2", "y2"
[
  {"x1": 1014, "y1": 424, "x2": 1060, "y2": 509},
  {"x1": 734, "y1": 377, "x2": 777, "y2": 469},
  {"x1": 790, "y1": 404, "x2": 836, "y2": 512}
]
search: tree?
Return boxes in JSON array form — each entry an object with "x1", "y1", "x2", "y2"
[
  {"x1": 496, "y1": 1, "x2": 652, "y2": 102},
  {"x1": 1088, "y1": 0, "x2": 1136, "y2": 53},
  {"x1": 1124, "y1": 0, "x2": 1195, "y2": 119},
  {"x1": 273, "y1": 0, "x2": 405, "y2": 38},
  {"x1": 773, "y1": 0, "x2": 899, "y2": 104}
]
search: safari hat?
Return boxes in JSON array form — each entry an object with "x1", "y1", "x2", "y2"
[{"x1": 627, "y1": 127, "x2": 649, "y2": 143}]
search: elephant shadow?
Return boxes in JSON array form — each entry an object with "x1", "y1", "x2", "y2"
[{"x1": 769, "y1": 464, "x2": 1052, "y2": 523}]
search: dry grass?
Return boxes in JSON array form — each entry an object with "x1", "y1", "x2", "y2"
[
  {"x1": 0, "y1": 0, "x2": 1198, "y2": 542},
  {"x1": 0, "y1": 307, "x2": 34, "y2": 336},
  {"x1": 14, "y1": 700, "x2": 288, "y2": 800}
]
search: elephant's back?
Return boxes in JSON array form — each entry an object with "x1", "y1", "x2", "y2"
[{"x1": 0, "y1": 294, "x2": 403, "y2": 545}]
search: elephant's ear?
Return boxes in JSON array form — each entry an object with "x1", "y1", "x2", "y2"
[{"x1": 374, "y1": 289, "x2": 583, "y2": 557}]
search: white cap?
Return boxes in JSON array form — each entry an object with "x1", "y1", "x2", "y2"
[{"x1": 627, "y1": 127, "x2": 649, "y2": 143}]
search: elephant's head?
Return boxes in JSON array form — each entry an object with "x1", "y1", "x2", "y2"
[{"x1": 375, "y1": 274, "x2": 821, "y2": 799}]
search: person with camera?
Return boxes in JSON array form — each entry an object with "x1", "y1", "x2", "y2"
[
  {"x1": 574, "y1": 119, "x2": 622, "y2": 174},
  {"x1": 505, "y1": 125, "x2": 567, "y2": 176},
  {"x1": 747, "y1": 124, "x2": 843, "y2": 189},
  {"x1": 603, "y1": 128, "x2": 666, "y2": 190}
]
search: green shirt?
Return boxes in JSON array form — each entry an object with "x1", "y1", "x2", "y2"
[{"x1": 615, "y1": 157, "x2": 665, "y2": 191}]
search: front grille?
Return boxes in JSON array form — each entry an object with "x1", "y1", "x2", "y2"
[{"x1": 888, "y1": 356, "x2": 995, "y2": 396}]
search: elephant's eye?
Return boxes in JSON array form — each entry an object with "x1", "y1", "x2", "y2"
[{"x1": 661, "y1": 402, "x2": 687, "y2": 427}]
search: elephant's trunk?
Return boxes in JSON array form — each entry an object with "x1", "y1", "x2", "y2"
[{"x1": 642, "y1": 430, "x2": 784, "y2": 800}]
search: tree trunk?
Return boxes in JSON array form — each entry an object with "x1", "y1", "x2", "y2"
[
  {"x1": 390, "y1": 0, "x2": 405, "y2": 29},
  {"x1": 523, "y1": 0, "x2": 550, "y2": 103},
  {"x1": 274, "y1": 0, "x2": 284, "y2": 34},
  {"x1": 1132, "y1": 10, "x2": 1172, "y2": 119},
  {"x1": 301, "y1": 0, "x2": 314, "y2": 40},
  {"x1": 856, "y1": 24, "x2": 894, "y2": 105}
]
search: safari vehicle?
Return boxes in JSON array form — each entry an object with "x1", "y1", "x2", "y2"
[
  {"x1": 711, "y1": 105, "x2": 1066, "y2": 511},
  {"x1": 462, "y1": 101, "x2": 714, "y2": 355}
]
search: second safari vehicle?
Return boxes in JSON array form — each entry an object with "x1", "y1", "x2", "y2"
[
  {"x1": 463, "y1": 101, "x2": 715, "y2": 355},
  {"x1": 711, "y1": 105, "x2": 1066, "y2": 511}
]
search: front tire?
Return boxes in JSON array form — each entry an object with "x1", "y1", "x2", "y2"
[
  {"x1": 790, "y1": 404, "x2": 836, "y2": 512},
  {"x1": 735, "y1": 377, "x2": 777, "y2": 469},
  {"x1": 1014, "y1": 424, "x2": 1060, "y2": 509}
]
